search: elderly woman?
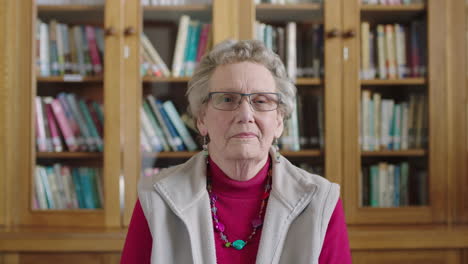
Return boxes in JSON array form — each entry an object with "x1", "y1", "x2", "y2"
[{"x1": 121, "y1": 39, "x2": 351, "y2": 264}]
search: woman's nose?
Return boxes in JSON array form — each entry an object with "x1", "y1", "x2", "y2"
[{"x1": 236, "y1": 96, "x2": 255, "y2": 122}]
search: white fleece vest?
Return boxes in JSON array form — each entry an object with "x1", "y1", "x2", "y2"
[{"x1": 138, "y1": 148, "x2": 340, "y2": 264}]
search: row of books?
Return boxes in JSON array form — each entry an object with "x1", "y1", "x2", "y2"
[
  {"x1": 281, "y1": 94, "x2": 324, "y2": 151},
  {"x1": 360, "y1": 91, "x2": 427, "y2": 151},
  {"x1": 35, "y1": 93, "x2": 104, "y2": 153},
  {"x1": 361, "y1": 162, "x2": 427, "y2": 207},
  {"x1": 360, "y1": 21, "x2": 427, "y2": 80},
  {"x1": 34, "y1": 164, "x2": 103, "y2": 210},
  {"x1": 141, "y1": 95, "x2": 198, "y2": 152},
  {"x1": 37, "y1": 19, "x2": 104, "y2": 77},
  {"x1": 37, "y1": 0, "x2": 105, "y2": 5},
  {"x1": 142, "y1": 16, "x2": 212, "y2": 78},
  {"x1": 141, "y1": 0, "x2": 211, "y2": 5},
  {"x1": 256, "y1": 21, "x2": 324, "y2": 79},
  {"x1": 361, "y1": 0, "x2": 424, "y2": 4}
]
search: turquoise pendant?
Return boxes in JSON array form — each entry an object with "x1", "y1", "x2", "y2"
[{"x1": 232, "y1": 240, "x2": 246, "y2": 250}]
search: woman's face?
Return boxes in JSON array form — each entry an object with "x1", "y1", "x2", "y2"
[{"x1": 197, "y1": 61, "x2": 284, "y2": 162}]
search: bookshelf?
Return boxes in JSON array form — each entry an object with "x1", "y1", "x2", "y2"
[{"x1": 1, "y1": 0, "x2": 468, "y2": 262}]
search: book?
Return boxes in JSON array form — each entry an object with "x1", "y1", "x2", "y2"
[
  {"x1": 172, "y1": 15, "x2": 190, "y2": 77},
  {"x1": 162, "y1": 101, "x2": 198, "y2": 151}
]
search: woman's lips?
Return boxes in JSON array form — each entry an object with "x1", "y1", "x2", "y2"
[{"x1": 232, "y1": 132, "x2": 257, "y2": 138}]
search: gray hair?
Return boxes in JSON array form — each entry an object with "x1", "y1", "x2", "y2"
[{"x1": 186, "y1": 39, "x2": 297, "y2": 127}]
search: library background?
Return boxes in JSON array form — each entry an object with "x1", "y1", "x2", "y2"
[{"x1": 0, "y1": 0, "x2": 468, "y2": 263}]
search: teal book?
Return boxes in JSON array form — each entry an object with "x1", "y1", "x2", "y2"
[
  {"x1": 71, "y1": 168, "x2": 85, "y2": 209},
  {"x1": 182, "y1": 21, "x2": 194, "y2": 77},
  {"x1": 80, "y1": 167, "x2": 96, "y2": 209},
  {"x1": 79, "y1": 99, "x2": 103, "y2": 152},
  {"x1": 369, "y1": 165, "x2": 380, "y2": 207}
]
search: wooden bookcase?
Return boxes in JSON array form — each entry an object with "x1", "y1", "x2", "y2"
[{"x1": 1, "y1": 0, "x2": 468, "y2": 262}]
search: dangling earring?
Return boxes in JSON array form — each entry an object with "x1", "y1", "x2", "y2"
[
  {"x1": 273, "y1": 137, "x2": 280, "y2": 163},
  {"x1": 202, "y1": 135, "x2": 209, "y2": 164}
]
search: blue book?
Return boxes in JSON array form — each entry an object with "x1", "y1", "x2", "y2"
[
  {"x1": 156, "y1": 100, "x2": 185, "y2": 151},
  {"x1": 394, "y1": 165, "x2": 401, "y2": 207}
]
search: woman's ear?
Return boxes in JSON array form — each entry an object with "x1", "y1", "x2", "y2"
[
  {"x1": 196, "y1": 109, "x2": 208, "y2": 136},
  {"x1": 274, "y1": 113, "x2": 284, "y2": 138}
]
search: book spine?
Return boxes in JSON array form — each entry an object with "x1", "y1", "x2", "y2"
[
  {"x1": 162, "y1": 101, "x2": 198, "y2": 151},
  {"x1": 39, "y1": 22, "x2": 51, "y2": 76},
  {"x1": 35, "y1": 97, "x2": 48, "y2": 152},
  {"x1": 156, "y1": 100, "x2": 185, "y2": 151},
  {"x1": 51, "y1": 99, "x2": 79, "y2": 151},
  {"x1": 85, "y1": 25, "x2": 103, "y2": 75},
  {"x1": 172, "y1": 15, "x2": 190, "y2": 77},
  {"x1": 78, "y1": 99, "x2": 103, "y2": 152},
  {"x1": 44, "y1": 98, "x2": 63, "y2": 152}
]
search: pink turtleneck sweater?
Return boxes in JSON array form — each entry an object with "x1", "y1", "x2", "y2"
[{"x1": 121, "y1": 158, "x2": 351, "y2": 263}]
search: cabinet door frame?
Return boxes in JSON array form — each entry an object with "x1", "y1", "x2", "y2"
[{"x1": 343, "y1": 0, "x2": 448, "y2": 224}]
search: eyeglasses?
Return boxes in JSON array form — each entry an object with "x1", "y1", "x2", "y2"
[{"x1": 207, "y1": 92, "x2": 281, "y2": 112}]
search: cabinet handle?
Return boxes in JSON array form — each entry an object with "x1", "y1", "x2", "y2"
[
  {"x1": 343, "y1": 29, "x2": 356, "y2": 39},
  {"x1": 326, "y1": 28, "x2": 341, "y2": 38},
  {"x1": 105, "y1": 27, "x2": 117, "y2": 36},
  {"x1": 124, "y1": 26, "x2": 136, "y2": 36}
]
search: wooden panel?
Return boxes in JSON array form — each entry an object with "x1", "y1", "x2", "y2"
[
  {"x1": 427, "y1": 0, "x2": 448, "y2": 224},
  {"x1": 15, "y1": 0, "x2": 36, "y2": 227},
  {"x1": 18, "y1": 253, "x2": 120, "y2": 264},
  {"x1": 104, "y1": 0, "x2": 125, "y2": 228},
  {"x1": 212, "y1": 0, "x2": 238, "y2": 43},
  {"x1": 0, "y1": 254, "x2": 20, "y2": 264},
  {"x1": 0, "y1": 0, "x2": 7, "y2": 227},
  {"x1": 324, "y1": 0, "x2": 343, "y2": 186},
  {"x1": 342, "y1": 0, "x2": 362, "y2": 223},
  {"x1": 122, "y1": 0, "x2": 141, "y2": 227},
  {"x1": 448, "y1": 0, "x2": 468, "y2": 224},
  {"x1": 238, "y1": 0, "x2": 254, "y2": 40},
  {"x1": 352, "y1": 250, "x2": 461, "y2": 264},
  {"x1": 463, "y1": 249, "x2": 468, "y2": 264}
]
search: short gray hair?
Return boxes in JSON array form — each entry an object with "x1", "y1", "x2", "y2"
[{"x1": 186, "y1": 39, "x2": 297, "y2": 126}]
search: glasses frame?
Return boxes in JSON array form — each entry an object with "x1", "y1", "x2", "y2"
[{"x1": 207, "y1": 92, "x2": 282, "y2": 112}]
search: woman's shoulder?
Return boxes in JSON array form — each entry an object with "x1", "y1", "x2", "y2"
[{"x1": 138, "y1": 151, "x2": 206, "y2": 193}]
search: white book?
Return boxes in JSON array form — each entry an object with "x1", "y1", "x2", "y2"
[
  {"x1": 141, "y1": 33, "x2": 171, "y2": 76},
  {"x1": 376, "y1": 25, "x2": 386, "y2": 79},
  {"x1": 35, "y1": 97, "x2": 48, "y2": 152},
  {"x1": 385, "y1": 25, "x2": 396, "y2": 79},
  {"x1": 378, "y1": 162, "x2": 387, "y2": 207},
  {"x1": 360, "y1": 22, "x2": 370, "y2": 79},
  {"x1": 35, "y1": 167, "x2": 48, "y2": 209},
  {"x1": 386, "y1": 164, "x2": 395, "y2": 207},
  {"x1": 394, "y1": 24, "x2": 407, "y2": 78},
  {"x1": 141, "y1": 107, "x2": 162, "y2": 151},
  {"x1": 53, "y1": 164, "x2": 67, "y2": 210},
  {"x1": 140, "y1": 130, "x2": 152, "y2": 153},
  {"x1": 171, "y1": 15, "x2": 190, "y2": 77},
  {"x1": 361, "y1": 90, "x2": 371, "y2": 151},
  {"x1": 286, "y1": 22, "x2": 297, "y2": 81},
  {"x1": 62, "y1": 165, "x2": 79, "y2": 209},
  {"x1": 39, "y1": 22, "x2": 51, "y2": 77},
  {"x1": 373, "y1": 92, "x2": 381, "y2": 150},
  {"x1": 380, "y1": 99, "x2": 394, "y2": 149}
]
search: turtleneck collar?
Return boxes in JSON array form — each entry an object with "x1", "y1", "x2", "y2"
[{"x1": 208, "y1": 156, "x2": 271, "y2": 199}]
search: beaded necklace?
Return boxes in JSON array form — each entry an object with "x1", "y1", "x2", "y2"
[{"x1": 206, "y1": 160, "x2": 272, "y2": 250}]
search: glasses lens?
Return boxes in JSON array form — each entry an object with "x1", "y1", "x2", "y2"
[
  {"x1": 211, "y1": 93, "x2": 241, "y2": 110},
  {"x1": 250, "y1": 93, "x2": 279, "y2": 111}
]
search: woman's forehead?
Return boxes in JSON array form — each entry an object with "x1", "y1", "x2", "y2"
[{"x1": 209, "y1": 62, "x2": 276, "y2": 92}]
